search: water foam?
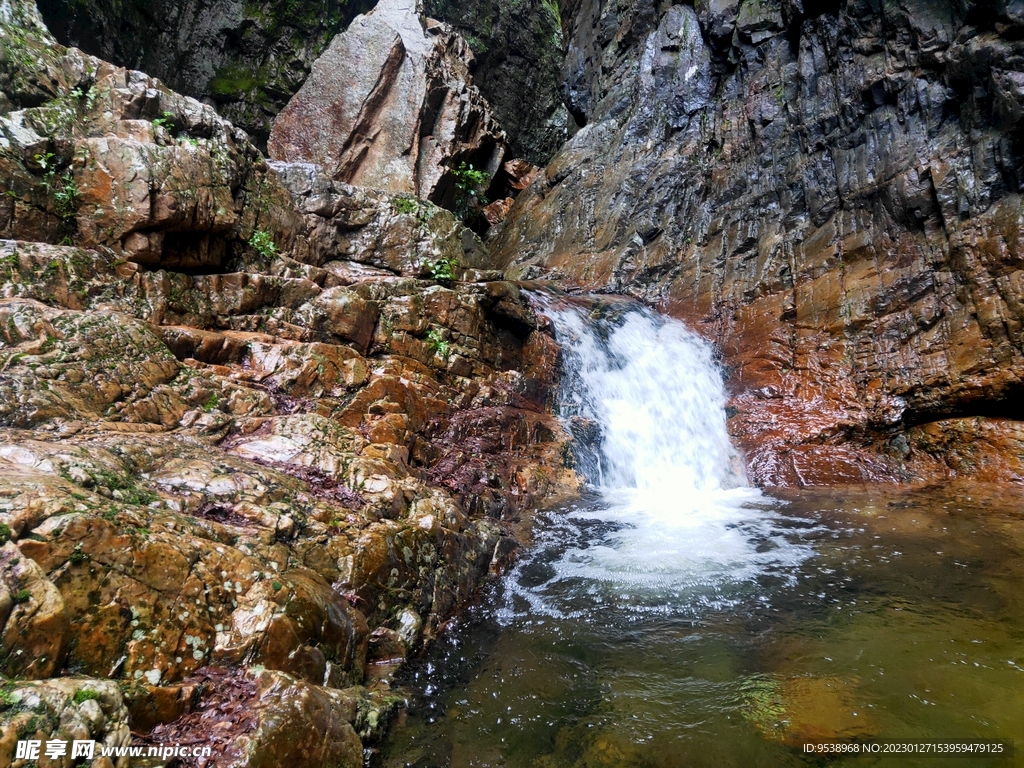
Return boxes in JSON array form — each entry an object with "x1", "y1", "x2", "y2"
[{"x1": 503, "y1": 298, "x2": 813, "y2": 621}]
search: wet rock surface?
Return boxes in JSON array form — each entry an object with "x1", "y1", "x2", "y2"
[
  {"x1": 35, "y1": 0, "x2": 565, "y2": 164},
  {"x1": 0, "y1": 2, "x2": 579, "y2": 765},
  {"x1": 493, "y1": 0, "x2": 1024, "y2": 486},
  {"x1": 34, "y1": 0, "x2": 369, "y2": 153},
  {"x1": 6, "y1": 0, "x2": 1024, "y2": 761}
]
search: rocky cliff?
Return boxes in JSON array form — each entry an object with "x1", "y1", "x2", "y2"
[
  {"x1": 494, "y1": 0, "x2": 1024, "y2": 487},
  {"x1": 267, "y1": 0, "x2": 507, "y2": 205},
  {"x1": 35, "y1": 0, "x2": 567, "y2": 163},
  {"x1": 6, "y1": 0, "x2": 1024, "y2": 763},
  {"x1": 0, "y1": 1, "x2": 578, "y2": 764}
]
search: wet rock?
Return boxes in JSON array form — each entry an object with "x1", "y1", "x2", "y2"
[
  {"x1": 0, "y1": 299, "x2": 184, "y2": 428},
  {"x1": 0, "y1": 541, "x2": 69, "y2": 678},
  {"x1": 422, "y1": 0, "x2": 567, "y2": 164},
  {"x1": 0, "y1": 25, "x2": 301, "y2": 269},
  {"x1": 269, "y1": 160, "x2": 481, "y2": 276},
  {"x1": 0, "y1": 4, "x2": 581, "y2": 762},
  {"x1": 495, "y1": 0, "x2": 1024, "y2": 486},
  {"x1": 0, "y1": 678, "x2": 131, "y2": 767}
]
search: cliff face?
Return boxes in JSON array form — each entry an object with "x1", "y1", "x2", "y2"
[
  {"x1": 267, "y1": 0, "x2": 507, "y2": 203},
  {"x1": 0, "y1": 2, "x2": 578, "y2": 764},
  {"x1": 494, "y1": 0, "x2": 1024, "y2": 486},
  {"x1": 35, "y1": 0, "x2": 363, "y2": 151},
  {"x1": 424, "y1": 0, "x2": 569, "y2": 164},
  {"x1": 35, "y1": 0, "x2": 567, "y2": 163}
]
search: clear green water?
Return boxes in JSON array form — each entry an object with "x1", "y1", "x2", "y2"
[{"x1": 377, "y1": 484, "x2": 1024, "y2": 768}]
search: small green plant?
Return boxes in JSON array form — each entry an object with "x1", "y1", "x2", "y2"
[
  {"x1": 72, "y1": 689, "x2": 101, "y2": 704},
  {"x1": 429, "y1": 256, "x2": 457, "y2": 282},
  {"x1": 249, "y1": 229, "x2": 277, "y2": 259},
  {"x1": 152, "y1": 111, "x2": 175, "y2": 131},
  {"x1": 203, "y1": 391, "x2": 221, "y2": 412},
  {"x1": 272, "y1": 581, "x2": 283, "y2": 591},
  {"x1": 450, "y1": 161, "x2": 491, "y2": 221},
  {"x1": 0, "y1": 687, "x2": 17, "y2": 711},
  {"x1": 33, "y1": 151, "x2": 56, "y2": 173},
  {"x1": 69, "y1": 544, "x2": 87, "y2": 565},
  {"x1": 70, "y1": 84, "x2": 97, "y2": 110},
  {"x1": 392, "y1": 195, "x2": 418, "y2": 215},
  {"x1": 13, "y1": 589, "x2": 31, "y2": 605},
  {"x1": 33, "y1": 152, "x2": 79, "y2": 221},
  {"x1": 0, "y1": 522, "x2": 10, "y2": 545},
  {"x1": 426, "y1": 328, "x2": 451, "y2": 359},
  {"x1": 52, "y1": 174, "x2": 79, "y2": 220}
]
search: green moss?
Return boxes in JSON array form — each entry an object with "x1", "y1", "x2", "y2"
[
  {"x1": 203, "y1": 391, "x2": 221, "y2": 412},
  {"x1": 0, "y1": 522, "x2": 11, "y2": 545},
  {"x1": 72, "y1": 688, "x2": 102, "y2": 704},
  {"x1": 208, "y1": 64, "x2": 268, "y2": 97},
  {"x1": 0, "y1": 687, "x2": 17, "y2": 711},
  {"x1": 17, "y1": 713, "x2": 46, "y2": 738},
  {"x1": 13, "y1": 589, "x2": 31, "y2": 605},
  {"x1": 69, "y1": 545, "x2": 87, "y2": 565},
  {"x1": 125, "y1": 488, "x2": 159, "y2": 506},
  {"x1": 392, "y1": 195, "x2": 419, "y2": 215}
]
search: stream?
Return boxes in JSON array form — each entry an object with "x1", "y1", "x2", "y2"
[{"x1": 377, "y1": 301, "x2": 1024, "y2": 768}]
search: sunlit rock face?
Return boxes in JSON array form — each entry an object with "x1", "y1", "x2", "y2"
[
  {"x1": 494, "y1": 0, "x2": 1024, "y2": 486},
  {"x1": 268, "y1": 0, "x2": 506, "y2": 203}
]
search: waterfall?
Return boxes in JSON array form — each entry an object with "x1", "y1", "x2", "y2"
[
  {"x1": 506, "y1": 297, "x2": 813, "y2": 621},
  {"x1": 545, "y1": 298, "x2": 746, "y2": 494}
]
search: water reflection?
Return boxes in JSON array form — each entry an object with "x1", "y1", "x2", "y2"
[{"x1": 378, "y1": 484, "x2": 1024, "y2": 768}]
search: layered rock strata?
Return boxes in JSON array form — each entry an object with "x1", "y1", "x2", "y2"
[
  {"x1": 0, "y1": 3, "x2": 578, "y2": 765},
  {"x1": 494, "y1": 0, "x2": 1024, "y2": 486}
]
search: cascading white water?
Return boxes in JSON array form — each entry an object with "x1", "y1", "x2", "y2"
[
  {"x1": 505, "y1": 298, "x2": 813, "y2": 620},
  {"x1": 550, "y1": 300, "x2": 745, "y2": 493}
]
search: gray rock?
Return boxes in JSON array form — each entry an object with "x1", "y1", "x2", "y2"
[{"x1": 268, "y1": 0, "x2": 505, "y2": 202}]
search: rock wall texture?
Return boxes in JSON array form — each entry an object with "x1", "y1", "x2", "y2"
[
  {"x1": 494, "y1": 0, "x2": 1024, "y2": 487},
  {"x1": 0, "y1": 2, "x2": 578, "y2": 765},
  {"x1": 35, "y1": 0, "x2": 366, "y2": 151},
  {"x1": 424, "y1": 0, "x2": 569, "y2": 164},
  {"x1": 268, "y1": 0, "x2": 507, "y2": 204},
  {"x1": 35, "y1": 0, "x2": 568, "y2": 163}
]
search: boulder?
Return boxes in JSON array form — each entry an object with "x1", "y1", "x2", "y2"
[{"x1": 268, "y1": 0, "x2": 505, "y2": 203}]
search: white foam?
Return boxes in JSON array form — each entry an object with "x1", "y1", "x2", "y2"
[{"x1": 506, "y1": 300, "x2": 813, "y2": 620}]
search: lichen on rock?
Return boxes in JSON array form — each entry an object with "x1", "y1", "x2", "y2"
[{"x1": 0, "y1": 1, "x2": 580, "y2": 764}]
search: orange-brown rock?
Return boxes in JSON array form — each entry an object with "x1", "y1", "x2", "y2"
[
  {"x1": 493, "y1": 1, "x2": 1024, "y2": 487},
  {"x1": 0, "y1": 4, "x2": 578, "y2": 764}
]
